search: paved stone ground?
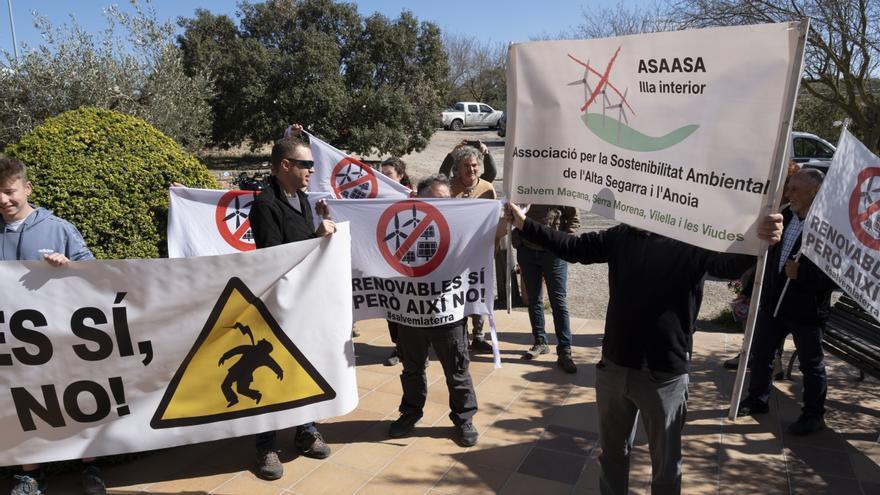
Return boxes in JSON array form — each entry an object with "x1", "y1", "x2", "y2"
[{"x1": 5, "y1": 312, "x2": 879, "y2": 495}]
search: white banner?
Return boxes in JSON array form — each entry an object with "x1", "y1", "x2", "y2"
[
  {"x1": 168, "y1": 187, "x2": 331, "y2": 258},
  {"x1": 327, "y1": 199, "x2": 498, "y2": 326},
  {"x1": 1, "y1": 224, "x2": 356, "y2": 465},
  {"x1": 306, "y1": 132, "x2": 411, "y2": 199},
  {"x1": 803, "y1": 129, "x2": 880, "y2": 320},
  {"x1": 504, "y1": 22, "x2": 806, "y2": 254},
  {"x1": 168, "y1": 187, "x2": 261, "y2": 257}
]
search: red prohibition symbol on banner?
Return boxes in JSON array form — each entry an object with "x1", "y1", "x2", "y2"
[
  {"x1": 376, "y1": 200, "x2": 451, "y2": 277},
  {"x1": 331, "y1": 157, "x2": 379, "y2": 199},
  {"x1": 849, "y1": 167, "x2": 880, "y2": 250},
  {"x1": 215, "y1": 190, "x2": 259, "y2": 251}
]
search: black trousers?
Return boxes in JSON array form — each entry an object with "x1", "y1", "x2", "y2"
[
  {"x1": 387, "y1": 321, "x2": 399, "y2": 344},
  {"x1": 255, "y1": 422, "x2": 318, "y2": 452},
  {"x1": 747, "y1": 309, "x2": 827, "y2": 417},
  {"x1": 397, "y1": 321, "x2": 478, "y2": 426}
]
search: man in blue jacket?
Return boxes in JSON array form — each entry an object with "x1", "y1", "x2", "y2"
[{"x1": 1, "y1": 154, "x2": 101, "y2": 495}]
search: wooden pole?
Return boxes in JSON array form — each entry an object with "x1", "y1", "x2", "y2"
[{"x1": 728, "y1": 18, "x2": 811, "y2": 421}]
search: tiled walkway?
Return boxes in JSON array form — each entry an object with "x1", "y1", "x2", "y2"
[{"x1": 4, "y1": 312, "x2": 880, "y2": 494}]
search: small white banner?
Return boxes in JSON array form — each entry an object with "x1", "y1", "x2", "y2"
[
  {"x1": 1, "y1": 224, "x2": 356, "y2": 465},
  {"x1": 327, "y1": 199, "x2": 499, "y2": 326},
  {"x1": 168, "y1": 187, "x2": 331, "y2": 258},
  {"x1": 168, "y1": 186, "x2": 261, "y2": 257},
  {"x1": 306, "y1": 132, "x2": 411, "y2": 199},
  {"x1": 504, "y1": 22, "x2": 806, "y2": 254},
  {"x1": 803, "y1": 129, "x2": 880, "y2": 320}
]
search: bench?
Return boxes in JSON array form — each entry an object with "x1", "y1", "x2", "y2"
[{"x1": 785, "y1": 295, "x2": 880, "y2": 381}]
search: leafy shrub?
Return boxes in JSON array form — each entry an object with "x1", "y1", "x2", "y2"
[
  {"x1": 0, "y1": 1, "x2": 214, "y2": 151},
  {"x1": 4, "y1": 107, "x2": 217, "y2": 259}
]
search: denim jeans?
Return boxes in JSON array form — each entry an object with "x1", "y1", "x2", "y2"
[
  {"x1": 746, "y1": 309, "x2": 827, "y2": 417},
  {"x1": 517, "y1": 246, "x2": 571, "y2": 350}
]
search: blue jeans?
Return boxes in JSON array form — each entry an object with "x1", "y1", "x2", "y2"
[
  {"x1": 517, "y1": 246, "x2": 571, "y2": 350},
  {"x1": 746, "y1": 309, "x2": 827, "y2": 417}
]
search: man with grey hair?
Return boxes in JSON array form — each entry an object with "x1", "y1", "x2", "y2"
[
  {"x1": 738, "y1": 168, "x2": 836, "y2": 436},
  {"x1": 449, "y1": 146, "x2": 497, "y2": 352},
  {"x1": 439, "y1": 139, "x2": 497, "y2": 182},
  {"x1": 416, "y1": 173, "x2": 451, "y2": 197}
]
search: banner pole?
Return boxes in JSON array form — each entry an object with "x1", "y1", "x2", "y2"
[
  {"x1": 728, "y1": 18, "x2": 811, "y2": 421},
  {"x1": 506, "y1": 223, "x2": 513, "y2": 313}
]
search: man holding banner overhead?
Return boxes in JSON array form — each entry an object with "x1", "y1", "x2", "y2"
[
  {"x1": 737, "y1": 169, "x2": 836, "y2": 436},
  {"x1": 449, "y1": 145, "x2": 497, "y2": 353},
  {"x1": 247, "y1": 136, "x2": 336, "y2": 480},
  {"x1": 505, "y1": 202, "x2": 782, "y2": 495}
]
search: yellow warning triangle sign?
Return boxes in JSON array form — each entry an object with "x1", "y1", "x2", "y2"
[{"x1": 151, "y1": 277, "x2": 335, "y2": 429}]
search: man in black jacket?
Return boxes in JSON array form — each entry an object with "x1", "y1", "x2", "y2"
[
  {"x1": 505, "y1": 202, "x2": 782, "y2": 495},
  {"x1": 247, "y1": 136, "x2": 336, "y2": 480},
  {"x1": 738, "y1": 169, "x2": 835, "y2": 436}
]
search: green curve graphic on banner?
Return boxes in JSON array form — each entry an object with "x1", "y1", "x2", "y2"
[{"x1": 582, "y1": 113, "x2": 699, "y2": 152}]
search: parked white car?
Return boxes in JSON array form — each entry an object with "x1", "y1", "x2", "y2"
[
  {"x1": 441, "y1": 102, "x2": 504, "y2": 131},
  {"x1": 791, "y1": 131, "x2": 836, "y2": 171}
]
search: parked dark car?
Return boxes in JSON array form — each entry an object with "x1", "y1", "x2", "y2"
[{"x1": 497, "y1": 112, "x2": 506, "y2": 138}]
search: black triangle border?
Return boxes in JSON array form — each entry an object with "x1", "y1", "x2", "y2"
[{"x1": 150, "y1": 277, "x2": 337, "y2": 429}]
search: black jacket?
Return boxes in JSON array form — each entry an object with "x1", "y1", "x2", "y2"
[
  {"x1": 759, "y1": 207, "x2": 836, "y2": 325},
  {"x1": 518, "y1": 219, "x2": 753, "y2": 374},
  {"x1": 248, "y1": 176, "x2": 317, "y2": 248}
]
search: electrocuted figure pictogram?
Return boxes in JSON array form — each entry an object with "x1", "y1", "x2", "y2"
[{"x1": 218, "y1": 330, "x2": 284, "y2": 407}]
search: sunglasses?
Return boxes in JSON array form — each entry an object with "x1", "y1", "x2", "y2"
[{"x1": 285, "y1": 158, "x2": 314, "y2": 169}]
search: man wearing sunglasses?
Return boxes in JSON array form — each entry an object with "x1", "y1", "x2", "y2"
[{"x1": 247, "y1": 136, "x2": 336, "y2": 480}]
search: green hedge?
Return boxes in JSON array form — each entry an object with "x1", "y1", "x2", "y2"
[{"x1": 4, "y1": 107, "x2": 217, "y2": 259}]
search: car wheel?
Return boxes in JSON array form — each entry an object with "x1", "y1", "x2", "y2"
[
  {"x1": 498, "y1": 129, "x2": 505, "y2": 138},
  {"x1": 450, "y1": 119, "x2": 463, "y2": 131}
]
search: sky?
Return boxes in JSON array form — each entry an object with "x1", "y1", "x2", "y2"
[{"x1": 0, "y1": 0, "x2": 627, "y2": 57}]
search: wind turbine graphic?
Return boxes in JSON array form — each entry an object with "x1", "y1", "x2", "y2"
[
  {"x1": 401, "y1": 203, "x2": 420, "y2": 229},
  {"x1": 567, "y1": 48, "x2": 635, "y2": 144},
  {"x1": 383, "y1": 213, "x2": 409, "y2": 250},
  {"x1": 335, "y1": 163, "x2": 363, "y2": 186},
  {"x1": 605, "y1": 87, "x2": 630, "y2": 143},
  {"x1": 862, "y1": 175, "x2": 880, "y2": 237},
  {"x1": 223, "y1": 195, "x2": 252, "y2": 229}
]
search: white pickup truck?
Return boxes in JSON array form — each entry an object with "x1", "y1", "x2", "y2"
[{"x1": 441, "y1": 102, "x2": 504, "y2": 131}]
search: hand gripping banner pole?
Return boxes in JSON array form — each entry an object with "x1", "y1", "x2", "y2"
[{"x1": 728, "y1": 18, "x2": 810, "y2": 421}]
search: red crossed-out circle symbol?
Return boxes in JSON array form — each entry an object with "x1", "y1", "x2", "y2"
[
  {"x1": 215, "y1": 190, "x2": 260, "y2": 251},
  {"x1": 376, "y1": 200, "x2": 451, "y2": 277},
  {"x1": 331, "y1": 157, "x2": 379, "y2": 199},
  {"x1": 850, "y1": 167, "x2": 880, "y2": 250}
]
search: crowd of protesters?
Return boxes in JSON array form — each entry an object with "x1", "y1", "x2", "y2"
[{"x1": 4, "y1": 121, "x2": 843, "y2": 495}]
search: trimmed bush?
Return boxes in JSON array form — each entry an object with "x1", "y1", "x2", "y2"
[{"x1": 4, "y1": 107, "x2": 217, "y2": 259}]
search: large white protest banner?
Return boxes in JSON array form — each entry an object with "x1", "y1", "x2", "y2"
[
  {"x1": 803, "y1": 129, "x2": 880, "y2": 320},
  {"x1": 504, "y1": 22, "x2": 806, "y2": 254},
  {"x1": 306, "y1": 131, "x2": 411, "y2": 199},
  {"x1": 168, "y1": 187, "x2": 332, "y2": 258},
  {"x1": 327, "y1": 199, "x2": 498, "y2": 327},
  {"x1": 1, "y1": 224, "x2": 356, "y2": 465}
]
